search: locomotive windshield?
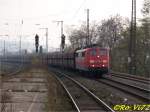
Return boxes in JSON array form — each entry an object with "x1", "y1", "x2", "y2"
[
  {"x1": 90, "y1": 49, "x2": 97, "y2": 56},
  {"x1": 99, "y1": 49, "x2": 107, "y2": 55}
]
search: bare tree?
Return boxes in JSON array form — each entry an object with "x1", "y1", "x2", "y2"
[
  {"x1": 95, "y1": 15, "x2": 126, "y2": 49},
  {"x1": 68, "y1": 21, "x2": 98, "y2": 49}
]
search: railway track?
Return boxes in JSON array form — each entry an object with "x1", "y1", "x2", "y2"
[
  {"x1": 1, "y1": 67, "x2": 48, "y2": 112},
  {"x1": 51, "y1": 68, "x2": 148, "y2": 104},
  {"x1": 110, "y1": 71, "x2": 150, "y2": 85},
  {"x1": 0, "y1": 60, "x2": 30, "y2": 76},
  {"x1": 0, "y1": 63, "x2": 30, "y2": 81},
  {"x1": 97, "y1": 76, "x2": 150, "y2": 102},
  {"x1": 50, "y1": 68, "x2": 115, "y2": 112}
]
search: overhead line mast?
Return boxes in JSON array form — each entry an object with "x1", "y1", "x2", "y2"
[
  {"x1": 53, "y1": 20, "x2": 65, "y2": 52},
  {"x1": 86, "y1": 9, "x2": 90, "y2": 46},
  {"x1": 129, "y1": 0, "x2": 136, "y2": 75}
]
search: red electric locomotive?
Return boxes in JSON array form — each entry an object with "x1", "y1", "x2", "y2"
[{"x1": 75, "y1": 46, "x2": 109, "y2": 74}]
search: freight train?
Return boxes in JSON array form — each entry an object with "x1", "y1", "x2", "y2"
[{"x1": 46, "y1": 45, "x2": 110, "y2": 77}]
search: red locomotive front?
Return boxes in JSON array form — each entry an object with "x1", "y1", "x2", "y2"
[{"x1": 75, "y1": 47, "x2": 109, "y2": 74}]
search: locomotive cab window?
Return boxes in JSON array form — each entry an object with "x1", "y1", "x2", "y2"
[
  {"x1": 90, "y1": 49, "x2": 97, "y2": 56},
  {"x1": 82, "y1": 51, "x2": 85, "y2": 57},
  {"x1": 76, "y1": 52, "x2": 82, "y2": 57},
  {"x1": 75, "y1": 53, "x2": 78, "y2": 57},
  {"x1": 76, "y1": 51, "x2": 85, "y2": 57},
  {"x1": 100, "y1": 49, "x2": 107, "y2": 55}
]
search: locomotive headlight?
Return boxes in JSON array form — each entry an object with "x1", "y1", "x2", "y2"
[
  {"x1": 102, "y1": 60, "x2": 107, "y2": 63},
  {"x1": 89, "y1": 60, "x2": 94, "y2": 63}
]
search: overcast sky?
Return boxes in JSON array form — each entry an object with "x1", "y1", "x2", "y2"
[{"x1": 0, "y1": 0, "x2": 144, "y2": 52}]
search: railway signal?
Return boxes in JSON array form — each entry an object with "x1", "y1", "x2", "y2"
[
  {"x1": 61, "y1": 34, "x2": 65, "y2": 50},
  {"x1": 35, "y1": 34, "x2": 39, "y2": 53}
]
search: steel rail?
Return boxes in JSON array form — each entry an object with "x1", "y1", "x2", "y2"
[
  {"x1": 52, "y1": 71, "x2": 80, "y2": 112},
  {"x1": 105, "y1": 77, "x2": 150, "y2": 93},
  {"x1": 1, "y1": 64, "x2": 31, "y2": 81},
  {"x1": 50, "y1": 68, "x2": 115, "y2": 112},
  {"x1": 97, "y1": 78, "x2": 150, "y2": 102},
  {"x1": 110, "y1": 71, "x2": 150, "y2": 84}
]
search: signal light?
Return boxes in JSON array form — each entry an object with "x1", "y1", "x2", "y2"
[
  {"x1": 61, "y1": 34, "x2": 65, "y2": 49},
  {"x1": 35, "y1": 34, "x2": 39, "y2": 53},
  {"x1": 35, "y1": 34, "x2": 39, "y2": 46}
]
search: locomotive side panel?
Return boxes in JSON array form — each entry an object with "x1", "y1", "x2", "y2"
[{"x1": 75, "y1": 49, "x2": 89, "y2": 71}]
